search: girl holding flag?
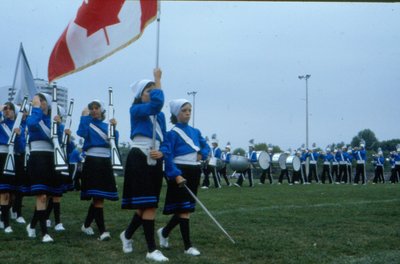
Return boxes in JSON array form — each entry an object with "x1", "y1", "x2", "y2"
[{"x1": 120, "y1": 68, "x2": 170, "y2": 262}]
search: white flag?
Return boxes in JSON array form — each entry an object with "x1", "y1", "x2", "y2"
[{"x1": 13, "y1": 43, "x2": 38, "y2": 104}]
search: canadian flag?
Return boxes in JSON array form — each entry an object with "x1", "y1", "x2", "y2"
[{"x1": 48, "y1": 0, "x2": 158, "y2": 82}]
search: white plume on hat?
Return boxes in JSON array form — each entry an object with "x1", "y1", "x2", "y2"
[
  {"x1": 130, "y1": 79, "x2": 153, "y2": 99},
  {"x1": 169, "y1": 98, "x2": 190, "y2": 117},
  {"x1": 211, "y1": 133, "x2": 218, "y2": 144}
]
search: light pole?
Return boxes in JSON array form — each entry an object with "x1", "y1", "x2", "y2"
[
  {"x1": 298, "y1": 74, "x2": 311, "y2": 149},
  {"x1": 187, "y1": 91, "x2": 197, "y2": 127}
]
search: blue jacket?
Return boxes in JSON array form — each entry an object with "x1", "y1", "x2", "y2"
[
  {"x1": 77, "y1": 116, "x2": 119, "y2": 151},
  {"x1": 129, "y1": 89, "x2": 166, "y2": 143},
  {"x1": 0, "y1": 114, "x2": 26, "y2": 154},
  {"x1": 26, "y1": 107, "x2": 64, "y2": 144},
  {"x1": 164, "y1": 122, "x2": 210, "y2": 179},
  {"x1": 353, "y1": 149, "x2": 366, "y2": 161},
  {"x1": 373, "y1": 156, "x2": 384, "y2": 166},
  {"x1": 321, "y1": 152, "x2": 333, "y2": 163}
]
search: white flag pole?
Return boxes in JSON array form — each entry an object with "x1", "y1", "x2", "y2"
[{"x1": 151, "y1": 0, "x2": 161, "y2": 156}]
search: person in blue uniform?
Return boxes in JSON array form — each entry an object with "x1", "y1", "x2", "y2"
[
  {"x1": 372, "y1": 150, "x2": 385, "y2": 184},
  {"x1": 219, "y1": 143, "x2": 232, "y2": 186},
  {"x1": 307, "y1": 147, "x2": 320, "y2": 183},
  {"x1": 157, "y1": 98, "x2": 210, "y2": 257},
  {"x1": 119, "y1": 68, "x2": 169, "y2": 262},
  {"x1": 259, "y1": 147, "x2": 273, "y2": 184},
  {"x1": 77, "y1": 99, "x2": 119, "y2": 241},
  {"x1": 320, "y1": 148, "x2": 333, "y2": 184},
  {"x1": 336, "y1": 146, "x2": 348, "y2": 184},
  {"x1": 0, "y1": 102, "x2": 26, "y2": 233},
  {"x1": 300, "y1": 148, "x2": 309, "y2": 184},
  {"x1": 353, "y1": 142, "x2": 367, "y2": 184},
  {"x1": 331, "y1": 148, "x2": 339, "y2": 183},
  {"x1": 25, "y1": 93, "x2": 64, "y2": 243},
  {"x1": 235, "y1": 143, "x2": 257, "y2": 187}
]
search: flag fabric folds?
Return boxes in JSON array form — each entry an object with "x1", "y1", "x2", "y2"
[
  {"x1": 48, "y1": 0, "x2": 158, "y2": 82},
  {"x1": 13, "y1": 43, "x2": 38, "y2": 104}
]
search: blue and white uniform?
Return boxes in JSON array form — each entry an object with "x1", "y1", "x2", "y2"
[{"x1": 353, "y1": 147, "x2": 367, "y2": 184}]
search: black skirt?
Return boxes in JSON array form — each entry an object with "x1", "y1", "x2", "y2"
[
  {"x1": 163, "y1": 164, "x2": 201, "y2": 215},
  {"x1": 27, "y1": 151, "x2": 63, "y2": 196},
  {"x1": 80, "y1": 156, "x2": 118, "y2": 201},
  {"x1": 121, "y1": 148, "x2": 163, "y2": 209},
  {"x1": 0, "y1": 152, "x2": 15, "y2": 193}
]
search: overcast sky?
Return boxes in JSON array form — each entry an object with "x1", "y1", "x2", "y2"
[{"x1": 1, "y1": 1, "x2": 399, "y2": 151}]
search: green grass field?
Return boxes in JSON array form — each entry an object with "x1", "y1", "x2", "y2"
[{"x1": 1, "y1": 178, "x2": 399, "y2": 264}]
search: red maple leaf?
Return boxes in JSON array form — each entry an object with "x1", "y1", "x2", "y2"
[{"x1": 74, "y1": 0, "x2": 125, "y2": 45}]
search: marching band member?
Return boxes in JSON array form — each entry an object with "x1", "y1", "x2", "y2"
[
  {"x1": 320, "y1": 148, "x2": 333, "y2": 184},
  {"x1": 278, "y1": 150, "x2": 291, "y2": 185},
  {"x1": 306, "y1": 147, "x2": 320, "y2": 183},
  {"x1": 336, "y1": 146, "x2": 348, "y2": 184},
  {"x1": 291, "y1": 150, "x2": 302, "y2": 184},
  {"x1": 120, "y1": 69, "x2": 169, "y2": 262},
  {"x1": 158, "y1": 98, "x2": 210, "y2": 257},
  {"x1": 346, "y1": 147, "x2": 354, "y2": 184},
  {"x1": 300, "y1": 148, "x2": 309, "y2": 184},
  {"x1": 203, "y1": 136, "x2": 221, "y2": 188},
  {"x1": 25, "y1": 93, "x2": 64, "y2": 243},
  {"x1": 372, "y1": 150, "x2": 385, "y2": 184},
  {"x1": 352, "y1": 142, "x2": 367, "y2": 185},
  {"x1": 77, "y1": 99, "x2": 119, "y2": 241},
  {"x1": 331, "y1": 148, "x2": 339, "y2": 183},
  {"x1": 45, "y1": 109, "x2": 75, "y2": 232},
  {"x1": 0, "y1": 102, "x2": 26, "y2": 233},
  {"x1": 259, "y1": 146, "x2": 273, "y2": 184},
  {"x1": 219, "y1": 143, "x2": 232, "y2": 186},
  {"x1": 68, "y1": 147, "x2": 84, "y2": 191},
  {"x1": 390, "y1": 148, "x2": 400, "y2": 183},
  {"x1": 235, "y1": 142, "x2": 256, "y2": 187}
]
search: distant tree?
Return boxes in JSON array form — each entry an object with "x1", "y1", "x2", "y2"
[
  {"x1": 378, "y1": 139, "x2": 400, "y2": 152},
  {"x1": 351, "y1": 129, "x2": 378, "y2": 150},
  {"x1": 233, "y1": 148, "x2": 245, "y2": 156},
  {"x1": 254, "y1": 143, "x2": 267, "y2": 151}
]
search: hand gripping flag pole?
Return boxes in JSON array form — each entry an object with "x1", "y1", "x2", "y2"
[
  {"x1": 3, "y1": 97, "x2": 28, "y2": 176},
  {"x1": 108, "y1": 87, "x2": 123, "y2": 171},
  {"x1": 183, "y1": 184, "x2": 236, "y2": 244}
]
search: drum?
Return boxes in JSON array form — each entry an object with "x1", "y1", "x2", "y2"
[
  {"x1": 208, "y1": 157, "x2": 225, "y2": 170},
  {"x1": 252, "y1": 151, "x2": 270, "y2": 170},
  {"x1": 271, "y1": 153, "x2": 289, "y2": 169},
  {"x1": 286, "y1": 155, "x2": 301, "y2": 171},
  {"x1": 229, "y1": 155, "x2": 250, "y2": 172}
]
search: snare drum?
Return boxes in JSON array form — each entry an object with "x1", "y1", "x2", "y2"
[
  {"x1": 208, "y1": 157, "x2": 225, "y2": 170},
  {"x1": 229, "y1": 155, "x2": 249, "y2": 172},
  {"x1": 252, "y1": 151, "x2": 270, "y2": 170},
  {"x1": 271, "y1": 153, "x2": 289, "y2": 169},
  {"x1": 286, "y1": 155, "x2": 301, "y2": 171}
]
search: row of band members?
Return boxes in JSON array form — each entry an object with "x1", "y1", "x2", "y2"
[
  {"x1": 0, "y1": 69, "x2": 211, "y2": 262},
  {"x1": 200, "y1": 142, "x2": 400, "y2": 188}
]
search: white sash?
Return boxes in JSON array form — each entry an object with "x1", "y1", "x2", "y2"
[
  {"x1": 149, "y1": 116, "x2": 164, "y2": 142},
  {"x1": 1, "y1": 123, "x2": 12, "y2": 138},
  {"x1": 172, "y1": 126, "x2": 200, "y2": 152},
  {"x1": 89, "y1": 123, "x2": 108, "y2": 142},
  {"x1": 39, "y1": 120, "x2": 51, "y2": 139}
]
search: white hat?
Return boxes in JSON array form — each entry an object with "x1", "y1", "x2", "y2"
[
  {"x1": 226, "y1": 144, "x2": 231, "y2": 150},
  {"x1": 326, "y1": 148, "x2": 331, "y2": 152},
  {"x1": 378, "y1": 151, "x2": 383, "y2": 156},
  {"x1": 88, "y1": 100, "x2": 105, "y2": 113},
  {"x1": 169, "y1": 99, "x2": 190, "y2": 117},
  {"x1": 38, "y1": 93, "x2": 52, "y2": 109},
  {"x1": 130, "y1": 79, "x2": 153, "y2": 99}
]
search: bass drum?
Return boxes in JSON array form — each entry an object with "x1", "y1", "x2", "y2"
[
  {"x1": 271, "y1": 153, "x2": 289, "y2": 170},
  {"x1": 229, "y1": 155, "x2": 249, "y2": 172},
  {"x1": 286, "y1": 155, "x2": 301, "y2": 172},
  {"x1": 252, "y1": 151, "x2": 270, "y2": 170}
]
